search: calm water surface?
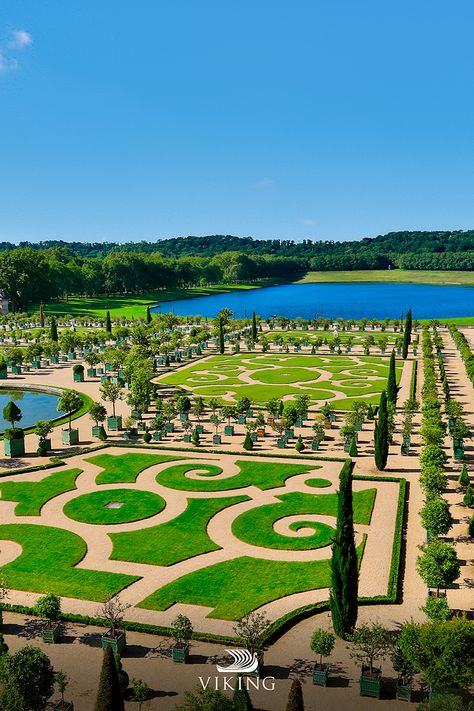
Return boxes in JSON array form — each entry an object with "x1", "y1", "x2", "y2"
[
  {"x1": 152, "y1": 282, "x2": 474, "y2": 320},
  {"x1": 0, "y1": 389, "x2": 63, "y2": 433}
]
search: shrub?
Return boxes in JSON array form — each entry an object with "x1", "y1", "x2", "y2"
[
  {"x1": 421, "y1": 595, "x2": 451, "y2": 622},
  {"x1": 98, "y1": 425, "x2": 107, "y2": 441},
  {"x1": 295, "y1": 435, "x2": 305, "y2": 452},
  {"x1": 463, "y1": 483, "x2": 473, "y2": 508},
  {"x1": 243, "y1": 432, "x2": 253, "y2": 451},
  {"x1": 142, "y1": 431, "x2": 151, "y2": 444},
  {"x1": 34, "y1": 593, "x2": 61, "y2": 623},
  {"x1": 458, "y1": 463, "x2": 470, "y2": 488},
  {"x1": 468, "y1": 514, "x2": 474, "y2": 538},
  {"x1": 420, "y1": 444, "x2": 448, "y2": 469},
  {"x1": 3, "y1": 428, "x2": 25, "y2": 441},
  {"x1": 420, "y1": 497, "x2": 453, "y2": 537}
]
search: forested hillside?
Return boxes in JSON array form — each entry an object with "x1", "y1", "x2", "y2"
[{"x1": 0, "y1": 231, "x2": 473, "y2": 311}]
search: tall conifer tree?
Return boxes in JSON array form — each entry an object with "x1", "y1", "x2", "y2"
[
  {"x1": 330, "y1": 460, "x2": 358, "y2": 638},
  {"x1": 219, "y1": 318, "x2": 225, "y2": 354},
  {"x1": 50, "y1": 316, "x2": 58, "y2": 342},
  {"x1": 94, "y1": 646, "x2": 124, "y2": 711},
  {"x1": 251, "y1": 312, "x2": 258, "y2": 341},
  {"x1": 402, "y1": 308, "x2": 412, "y2": 359},
  {"x1": 105, "y1": 310, "x2": 112, "y2": 334},
  {"x1": 374, "y1": 390, "x2": 389, "y2": 470},
  {"x1": 387, "y1": 350, "x2": 397, "y2": 404}
]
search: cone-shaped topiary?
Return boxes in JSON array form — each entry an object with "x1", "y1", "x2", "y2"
[
  {"x1": 468, "y1": 514, "x2": 474, "y2": 538},
  {"x1": 374, "y1": 391, "x2": 389, "y2": 471},
  {"x1": 387, "y1": 350, "x2": 398, "y2": 404},
  {"x1": 243, "y1": 432, "x2": 253, "y2": 450},
  {"x1": 464, "y1": 483, "x2": 473, "y2": 508},
  {"x1": 94, "y1": 646, "x2": 124, "y2": 711},
  {"x1": 233, "y1": 677, "x2": 254, "y2": 710},
  {"x1": 146, "y1": 306, "x2": 152, "y2": 324},
  {"x1": 349, "y1": 437, "x2": 358, "y2": 457},
  {"x1": 50, "y1": 316, "x2": 58, "y2": 342},
  {"x1": 402, "y1": 309, "x2": 412, "y2": 359},
  {"x1": 285, "y1": 678, "x2": 305, "y2": 711},
  {"x1": 105, "y1": 311, "x2": 112, "y2": 334},
  {"x1": 458, "y1": 464, "x2": 470, "y2": 488},
  {"x1": 295, "y1": 435, "x2": 305, "y2": 452}
]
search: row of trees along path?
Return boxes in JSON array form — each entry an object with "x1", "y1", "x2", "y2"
[{"x1": 441, "y1": 327, "x2": 474, "y2": 613}]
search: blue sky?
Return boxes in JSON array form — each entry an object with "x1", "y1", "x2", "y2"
[{"x1": 1, "y1": 1, "x2": 474, "y2": 244}]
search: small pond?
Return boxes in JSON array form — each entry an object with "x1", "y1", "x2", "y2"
[{"x1": 0, "y1": 389, "x2": 64, "y2": 433}]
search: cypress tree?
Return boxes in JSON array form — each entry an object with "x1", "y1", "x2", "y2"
[
  {"x1": 251, "y1": 312, "x2": 258, "y2": 341},
  {"x1": 330, "y1": 460, "x2": 358, "y2": 638},
  {"x1": 94, "y1": 646, "x2": 125, "y2": 711},
  {"x1": 458, "y1": 464, "x2": 470, "y2": 488},
  {"x1": 402, "y1": 309, "x2": 412, "y2": 359},
  {"x1": 50, "y1": 316, "x2": 58, "y2": 342},
  {"x1": 387, "y1": 350, "x2": 397, "y2": 404},
  {"x1": 105, "y1": 311, "x2": 112, "y2": 334},
  {"x1": 349, "y1": 437, "x2": 358, "y2": 457},
  {"x1": 285, "y1": 679, "x2": 305, "y2": 711},
  {"x1": 243, "y1": 432, "x2": 253, "y2": 450},
  {"x1": 219, "y1": 318, "x2": 225, "y2": 354},
  {"x1": 374, "y1": 391, "x2": 389, "y2": 471},
  {"x1": 146, "y1": 306, "x2": 152, "y2": 324},
  {"x1": 39, "y1": 303, "x2": 45, "y2": 327},
  {"x1": 233, "y1": 677, "x2": 254, "y2": 710}
]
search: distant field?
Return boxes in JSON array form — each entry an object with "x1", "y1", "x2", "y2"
[{"x1": 296, "y1": 269, "x2": 474, "y2": 286}]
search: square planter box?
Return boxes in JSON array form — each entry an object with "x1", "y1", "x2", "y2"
[
  {"x1": 285, "y1": 428, "x2": 294, "y2": 438},
  {"x1": 92, "y1": 426, "x2": 102, "y2": 437},
  {"x1": 31, "y1": 361, "x2": 41, "y2": 369},
  {"x1": 53, "y1": 702, "x2": 74, "y2": 711},
  {"x1": 11, "y1": 365, "x2": 21, "y2": 374},
  {"x1": 172, "y1": 642, "x2": 189, "y2": 663},
  {"x1": 101, "y1": 630, "x2": 126, "y2": 654},
  {"x1": 164, "y1": 422, "x2": 174, "y2": 433},
  {"x1": 96, "y1": 367, "x2": 104, "y2": 374},
  {"x1": 4, "y1": 437, "x2": 25, "y2": 458},
  {"x1": 237, "y1": 415, "x2": 247, "y2": 425},
  {"x1": 311, "y1": 440, "x2": 321, "y2": 450},
  {"x1": 73, "y1": 372, "x2": 84, "y2": 383},
  {"x1": 359, "y1": 668, "x2": 382, "y2": 698},
  {"x1": 212, "y1": 435, "x2": 222, "y2": 445},
  {"x1": 61, "y1": 429, "x2": 79, "y2": 446},
  {"x1": 180, "y1": 413, "x2": 189, "y2": 422},
  {"x1": 87, "y1": 368, "x2": 96, "y2": 377},
  {"x1": 277, "y1": 439, "x2": 286, "y2": 448},
  {"x1": 0, "y1": 368, "x2": 7, "y2": 379},
  {"x1": 250, "y1": 432, "x2": 257, "y2": 442},
  {"x1": 67, "y1": 353, "x2": 76, "y2": 360},
  {"x1": 224, "y1": 425, "x2": 234, "y2": 436},
  {"x1": 312, "y1": 663, "x2": 329, "y2": 686},
  {"x1": 60, "y1": 357, "x2": 68, "y2": 363},
  {"x1": 183, "y1": 434, "x2": 191, "y2": 442},
  {"x1": 42, "y1": 623, "x2": 61, "y2": 643},
  {"x1": 41, "y1": 438, "x2": 52, "y2": 452},
  {"x1": 195, "y1": 425, "x2": 204, "y2": 434},
  {"x1": 107, "y1": 416, "x2": 122, "y2": 431},
  {"x1": 51, "y1": 356, "x2": 59, "y2": 364},
  {"x1": 396, "y1": 680, "x2": 413, "y2": 701}
]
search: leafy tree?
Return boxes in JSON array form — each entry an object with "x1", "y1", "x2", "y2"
[
  {"x1": 33, "y1": 593, "x2": 61, "y2": 625},
  {"x1": 416, "y1": 540, "x2": 460, "y2": 594},
  {"x1": 468, "y1": 514, "x2": 474, "y2": 538},
  {"x1": 285, "y1": 679, "x2": 304, "y2": 711},
  {"x1": 192, "y1": 429, "x2": 200, "y2": 447},
  {"x1": 374, "y1": 391, "x2": 389, "y2": 471},
  {"x1": 233, "y1": 611, "x2": 270, "y2": 655},
  {"x1": 399, "y1": 618, "x2": 474, "y2": 689},
  {"x1": 94, "y1": 646, "x2": 125, "y2": 711},
  {"x1": 421, "y1": 595, "x2": 451, "y2": 622},
  {"x1": 330, "y1": 460, "x2": 358, "y2": 638},
  {"x1": 174, "y1": 686, "x2": 234, "y2": 711},
  {"x1": 310, "y1": 628, "x2": 335, "y2": 667},
  {"x1": 387, "y1": 350, "x2": 398, "y2": 404},
  {"x1": 130, "y1": 678, "x2": 150, "y2": 710},
  {"x1": 57, "y1": 390, "x2": 83, "y2": 431},
  {"x1": 218, "y1": 318, "x2": 225, "y2": 354},
  {"x1": 146, "y1": 306, "x2": 152, "y2": 324},
  {"x1": 0, "y1": 645, "x2": 55, "y2": 711},
  {"x1": 420, "y1": 497, "x2": 453, "y2": 537},
  {"x1": 349, "y1": 437, "x2": 358, "y2": 457},
  {"x1": 89, "y1": 402, "x2": 108, "y2": 426},
  {"x1": 55, "y1": 671, "x2": 69, "y2": 708},
  {"x1": 100, "y1": 381, "x2": 124, "y2": 418},
  {"x1": 420, "y1": 465, "x2": 448, "y2": 498},
  {"x1": 34, "y1": 420, "x2": 53, "y2": 442},
  {"x1": 3, "y1": 401, "x2": 22, "y2": 429},
  {"x1": 349, "y1": 621, "x2": 393, "y2": 674}
]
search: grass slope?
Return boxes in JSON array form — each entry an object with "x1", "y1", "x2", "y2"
[
  {"x1": 0, "y1": 524, "x2": 138, "y2": 600},
  {"x1": 110, "y1": 495, "x2": 249, "y2": 566},
  {"x1": 296, "y1": 269, "x2": 474, "y2": 286},
  {"x1": 87, "y1": 452, "x2": 186, "y2": 484},
  {"x1": 0, "y1": 469, "x2": 82, "y2": 516}
]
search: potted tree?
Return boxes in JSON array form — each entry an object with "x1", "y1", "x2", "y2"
[
  {"x1": 84, "y1": 352, "x2": 100, "y2": 378},
  {"x1": 89, "y1": 401, "x2": 107, "y2": 438},
  {"x1": 72, "y1": 364, "x2": 84, "y2": 383},
  {"x1": 182, "y1": 418, "x2": 193, "y2": 442},
  {"x1": 311, "y1": 628, "x2": 335, "y2": 686},
  {"x1": 391, "y1": 643, "x2": 416, "y2": 701},
  {"x1": 312, "y1": 416, "x2": 326, "y2": 450},
  {"x1": 34, "y1": 420, "x2": 54, "y2": 455},
  {"x1": 99, "y1": 596, "x2": 129, "y2": 653},
  {"x1": 53, "y1": 670, "x2": 73, "y2": 711},
  {"x1": 57, "y1": 390, "x2": 82, "y2": 445},
  {"x1": 210, "y1": 414, "x2": 222, "y2": 444},
  {"x1": 221, "y1": 405, "x2": 237, "y2": 436},
  {"x1": 34, "y1": 592, "x2": 62, "y2": 643},
  {"x1": 100, "y1": 380, "x2": 124, "y2": 431},
  {"x1": 171, "y1": 614, "x2": 193, "y2": 663},
  {"x1": 321, "y1": 402, "x2": 333, "y2": 428},
  {"x1": 350, "y1": 622, "x2": 393, "y2": 698},
  {"x1": 2, "y1": 401, "x2": 25, "y2": 457},
  {"x1": 233, "y1": 612, "x2": 270, "y2": 677}
]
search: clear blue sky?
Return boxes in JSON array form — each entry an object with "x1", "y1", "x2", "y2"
[{"x1": 1, "y1": 1, "x2": 474, "y2": 244}]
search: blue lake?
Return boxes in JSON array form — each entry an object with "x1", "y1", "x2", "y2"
[
  {"x1": 0, "y1": 389, "x2": 63, "y2": 433},
  {"x1": 152, "y1": 282, "x2": 474, "y2": 320}
]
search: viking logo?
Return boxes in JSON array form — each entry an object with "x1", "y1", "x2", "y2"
[{"x1": 216, "y1": 649, "x2": 258, "y2": 674}]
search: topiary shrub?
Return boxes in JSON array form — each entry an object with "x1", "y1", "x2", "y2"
[
  {"x1": 243, "y1": 432, "x2": 253, "y2": 451},
  {"x1": 98, "y1": 425, "x2": 107, "y2": 441},
  {"x1": 464, "y1": 483, "x2": 474, "y2": 508},
  {"x1": 458, "y1": 463, "x2": 470, "y2": 488},
  {"x1": 295, "y1": 435, "x2": 305, "y2": 453},
  {"x1": 142, "y1": 431, "x2": 151, "y2": 444},
  {"x1": 468, "y1": 515, "x2": 474, "y2": 538}
]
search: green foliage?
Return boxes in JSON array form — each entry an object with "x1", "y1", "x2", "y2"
[
  {"x1": 33, "y1": 593, "x2": 61, "y2": 622},
  {"x1": 192, "y1": 429, "x2": 200, "y2": 446},
  {"x1": 131, "y1": 678, "x2": 150, "y2": 708},
  {"x1": 0, "y1": 645, "x2": 55, "y2": 711},
  {"x1": 349, "y1": 621, "x2": 393, "y2": 673},
  {"x1": 402, "y1": 309, "x2": 412, "y2": 359},
  {"x1": 458, "y1": 463, "x2": 470, "y2": 487},
  {"x1": 94, "y1": 646, "x2": 125, "y2": 711},
  {"x1": 416, "y1": 540, "x2": 460, "y2": 593},
  {"x1": 0, "y1": 468, "x2": 82, "y2": 516},
  {"x1": 387, "y1": 350, "x2": 398, "y2": 403},
  {"x1": 89, "y1": 401, "x2": 108, "y2": 425},
  {"x1": 50, "y1": 316, "x2": 58, "y2": 342},
  {"x1": 330, "y1": 460, "x2": 358, "y2": 638},
  {"x1": 399, "y1": 617, "x2": 474, "y2": 689},
  {"x1": 374, "y1": 391, "x2": 388, "y2": 470},
  {"x1": 310, "y1": 628, "x2": 335, "y2": 665},
  {"x1": 420, "y1": 497, "x2": 453, "y2": 537},
  {"x1": 468, "y1": 514, "x2": 474, "y2": 538},
  {"x1": 105, "y1": 310, "x2": 112, "y2": 333},
  {"x1": 57, "y1": 390, "x2": 83, "y2": 429},
  {"x1": 295, "y1": 435, "x2": 305, "y2": 452},
  {"x1": 233, "y1": 679, "x2": 254, "y2": 710},
  {"x1": 422, "y1": 595, "x2": 451, "y2": 622},
  {"x1": 171, "y1": 614, "x2": 193, "y2": 644},
  {"x1": 2, "y1": 400, "x2": 22, "y2": 429},
  {"x1": 114, "y1": 653, "x2": 129, "y2": 695},
  {"x1": 243, "y1": 431, "x2": 253, "y2": 450},
  {"x1": 64, "y1": 488, "x2": 165, "y2": 525},
  {"x1": 463, "y1": 482, "x2": 473, "y2": 508},
  {"x1": 349, "y1": 437, "x2": 358, "y2": 457},
  {"x1": 175, "y1": 686, "x2": 234, "y2": 711}
]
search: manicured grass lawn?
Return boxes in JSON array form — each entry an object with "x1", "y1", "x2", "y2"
[
  {"x1": 159, "y1": 353, "x2": 402, "y2": 408},
  {"x1": 139, "y1": 539, "x2": 365, "y2": 620},
  {"x1": 296, "y1": 269, "x2": 474, "y2": 287},
  {"x1": 87, "y1": 452, "x2": 185, "y2": 484},
  {"x1": 63, "y1": 488, "x2": 165, "y2": 525},
  {"x1": 0, "y1": 469, "x2": 82, "y2": 516},
  {"x1": 305, "y1": 478, "x2": 332, "y2": 488},
  {"x1": 110, "y1": 495, "x2": 249, "y2": 566},
  {"x1": 0, "y1": 524, "x2": 138, "y2": 600},
  {"x1": 156, "y1": 460, "x2": 318, "y2": 492},
  {"x1": 232, "y1": 489, "x2": 375, "y2": 550}
]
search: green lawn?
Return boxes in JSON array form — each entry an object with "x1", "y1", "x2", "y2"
[
  {"x1": 0, "y1": 524, "x2": 138, "y2": 601},
  {"x1": 0, "y1": 469, "x2": 82, "y2": 516},
  {"x1": 159, "y1": 353, "x2": 402, "y2": 408},
  {"x1": 296, "y1": 269, "x2": 474, "y2": 287},
  {"x1": 110, "y1": 495, "x2": 249, "y2": 566},
  {"x1": 232, "y1": 489, "x2": 375, "y2": 551},
  {"x1": 156, "y1": 460, "x2": 318, "y2": 492},
  {"x1": 87, "y1": 452, "x2": 185, "y2": 484},
  {"x1": 63, "y1": 488, "x2": 165, "y2": 525},
  {"x1": 138, "y1": 539, "x2": 365, "y2": 620}
]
